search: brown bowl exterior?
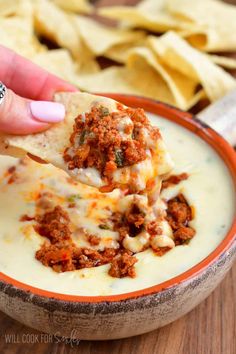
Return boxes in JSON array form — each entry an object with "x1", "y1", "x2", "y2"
[{"x1": 0, "y1": 95, "x2": 235, "y2": 340}]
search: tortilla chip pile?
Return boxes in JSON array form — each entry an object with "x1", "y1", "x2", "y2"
[{"x1": 1, "y1": 0, "x2": 236, "y2": 110}]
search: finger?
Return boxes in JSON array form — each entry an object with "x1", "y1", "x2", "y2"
[
  {"x1": 0, "y1": 88, "x2": 65, "y2": 135},
  {"x1": 0, "y1": 45, "x2": 77, "y2": 100}
]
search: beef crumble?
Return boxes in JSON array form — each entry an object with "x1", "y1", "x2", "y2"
[
  {"x1": 20, "y1": 214, "x2": 35, "y2": 222},
  {"x1": 21, "y1": 193, "x2": 195, "y2": 278},
  {"x1": 167, "y1": 194, "x2": 195, "y2": 245},
  {"x1": 36, "y1": 241, "x2": 121, "y2": 273},
  {"x1": 34, "y1": 206, "x2": 71, "y2": 244},
  {"x1": 162, "y1": 173, "x2": 189, "y2": 190},
  {"x1": 109, "y1": 250, "x2": 137, "y2": 278},
  {"x1": 111, "y1": 201, "x2": 146, "y2": 241},
  {"x1": 63, "y1": 104, "x2": 160, "y2": 183},
  {"x1": 87, "y1": 234, "x2": 101, "y2": 246},
  {"x1": 33, "y1": 206, "x2": 137, "y2": 277}
]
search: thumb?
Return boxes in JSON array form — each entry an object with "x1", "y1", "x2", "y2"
[{"x1": 0, "y1": 88, "x2": 65, "y2": 135}]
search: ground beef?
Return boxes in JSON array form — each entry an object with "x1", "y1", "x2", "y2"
[
  {"x1": 36, "y1": 241, "x2": 76, "y2": 272},
  {"x1": 112, "y1": 201, "x2": 145, "y2": 240},
  {"x1": 35, "y1": 239, "x2": 124, "y2": 274},
  {"x1": 20, "y1": 214, "x2": 35, "y2": 222},
  {"x1": 111, "y1": 211, "x2": 129, "y2": 241},
  {"x1": 162, "y1": 173, "x2": 189, "y2": 190},
  {"x1": 126, "y1": 203, "x2": 145, "y2": 228},
  {"x1": 27, "y1": 194, "x2": 195, "y2": 276},
  {"x1": 34, "y1": 206, "x2": 71, "y2": 244},
  {"x1": 146, "y1": 220, "x2": 162, "y2": 236},
  {"x1": 73, "y1": 248, "x2": 104, "y2": 269},
  {"x1": 167, "y1": 194, "x2": 195, "y2": 244},
  {"x1": 122, "y1": 140, "x2": 146, "y2": 166},
  {"x1": 87, "y1": 234, "x2": 101, "y2": 246},
  {"x1": 33, "y1": 206, "x2": 136, "y2": 278},
  {"x1": 108, "y1": 250, "x2": 137, "y2": 278},
  {"x1": 167, "y1": 194, "x2": 192, "y2": 224},
  {"x1": 63, "y1": 104, "x2": 160, "y2": 184},
  {"x1": 152, "y1": 246, "x2": 171, "y2": 257},
  {"x1": 174, "y1": 226, "x2": 195, "y2": 241}
]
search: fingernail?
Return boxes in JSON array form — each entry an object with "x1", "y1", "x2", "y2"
[{"x1": 30, "y1": 101, "x2": 65, "y2": 123}]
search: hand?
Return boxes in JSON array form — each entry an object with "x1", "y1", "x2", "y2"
[{"x1": 0, "y1": 45, "x2": 77, "y2": 135}]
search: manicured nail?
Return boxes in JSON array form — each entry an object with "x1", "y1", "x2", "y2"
[{"x1": 30, "y1": 101, "x2": 65, "y2": 123}]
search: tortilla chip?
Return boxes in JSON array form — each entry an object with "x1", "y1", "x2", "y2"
[
  {"x1": 0, "y1": 0, "x2": 23, "y2": 16},
  {"x1": 77, "y1": 59, "x2": 101, "y2": 76},
  {"x1": 0, "y1": 135, "x2": 25, "y2": 159},
  {"x1": 0, "y1": 0, "x2": 34, "y2": 35},
  {"x1": 73, "y1": 15, "x2": 145, "y2": 56},
  {"x1": 0, "y1": 0, "x2": 33, "y2": 17},
  {"x1": 0, "y1": 92, "x2": 118, "y2": 171},
  {"x1": 52, "y1": 0, "x2": 93, "y2": 14},
  {"x1": 77, "y1": 47, "x2": 203, "y2": 110},
  {"x1": 0, "y1": 15, "x2": 40, "y2": 58},
  {"x1": 128, "y1": 47, "x2": 201, "y2": 109},
  {"x1": 104, "y1": 43, "x2": 132, "y2": 64},
  {"x1": 99, "y1": 0, "x2": 193, "y2": 33},
  {"x1": 32, "y1": 49, "x2": 80, "y2": 84},
  {"x1": 167, "y1": 0, "x2": 236, "y2": 52},
  {"x1": 208, "y1": 55, "x2": 236, "y2": 70},
  {"x1": 148, "y1": 32, "x2": 236, "y2": 101},
  {"x1": 33, "y1": 0, "x2": 83, "y2": 58},
  {"x1": 104, "y1": 41, "x2": 145, "y2": 64},
  {"x1": 77, "y1": 66, "x2": 176, "y2": 106}
]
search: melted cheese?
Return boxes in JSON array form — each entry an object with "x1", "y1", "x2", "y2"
[{"x1": 0, "y1": 114, "x2": 234, "y2": 296}]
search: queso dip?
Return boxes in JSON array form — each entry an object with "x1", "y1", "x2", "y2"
[{"x1": 0, "y1": 114, "x2": 234, "y2": 296}]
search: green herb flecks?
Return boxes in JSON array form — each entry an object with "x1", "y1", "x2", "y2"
[
  {"x1": 184, "y1": 239, "x2": 191, "y2": 245},
  {"x1": 99, "y1": 106, "x2": 110, "y2": 117},
  {"x1": 115, "y1": 149, "x2": 124, "y2": 167},
  {"x1": 99, "y1": 224, "x2": 110, "y2": 230},
  {"x1": 79, "y1": 130, "x2": 87, "y2": 145},
  {"x1": 67, "y1": 194, "x2": 81, "y2": 203}
]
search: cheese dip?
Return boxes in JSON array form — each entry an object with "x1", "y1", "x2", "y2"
[{"x1": 0, "y1": 114, "x2": 234, "y2": 296}]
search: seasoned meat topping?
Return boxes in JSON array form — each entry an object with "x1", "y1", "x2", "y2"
[
  {"x1": 112, "y1": 200, "x2": 146, "y2": 241},
  {"x1": 162, "y1": 173, "x2": 189, "y2": 190},
  {"x1": 108, "y1": 251, "x2": 137, "y2": 278},
  {"x1": 33, "y1": 206, "x2": 137, "y2": 277},
  {"x1": 34, "y1": 206, "x2": 71, "y2": 244},
  {"x1": 21, "y1": 190, "x2": 196, "y2": 277},
  {"x1": 87, "y1": 234, "x2": 101, "y2": 246},
  {"x1": 167, "y1": 194, "x2": 195, "y2": 245},
  {"x1": 63, "y1": 104, "x2": 160, "y2": 183}
]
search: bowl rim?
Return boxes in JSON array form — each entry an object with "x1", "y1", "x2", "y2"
[{"x1": 0, "y1": 94, "x2": 235, "y2": 303}]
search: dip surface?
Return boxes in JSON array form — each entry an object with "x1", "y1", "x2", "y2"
[{"x1": 0, "y1": 114, "x2": 234, "y2": 296}]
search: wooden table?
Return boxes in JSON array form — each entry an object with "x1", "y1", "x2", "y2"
[{"x1": 0, "y1": 1, "x2": 236, "y2": 353}]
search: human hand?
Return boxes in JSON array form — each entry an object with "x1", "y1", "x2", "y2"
[{"x1": 0, "y1": 45, "x2": 77, "y2": 135}]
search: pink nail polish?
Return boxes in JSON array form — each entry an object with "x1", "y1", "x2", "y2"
[{"x1": 30, "y1": 101, "x2": 65, "y2": 123}]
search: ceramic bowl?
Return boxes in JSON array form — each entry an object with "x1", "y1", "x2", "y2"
[{"x1": 0, "y1": 95, "x2": 235, "y2": 340}]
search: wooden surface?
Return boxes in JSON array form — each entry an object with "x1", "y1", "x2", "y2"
[{"x1": 1, "y1": 1, "x2": 236, "y2": 353}]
